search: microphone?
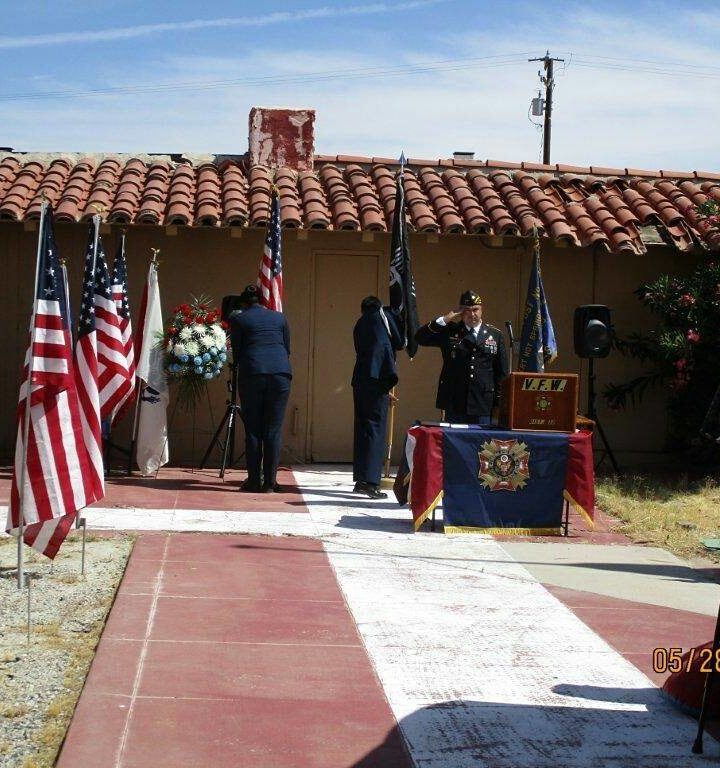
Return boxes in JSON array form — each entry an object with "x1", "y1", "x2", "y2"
[{"x1": 505, "y1": 321, "x2": 515, "y2": 345}]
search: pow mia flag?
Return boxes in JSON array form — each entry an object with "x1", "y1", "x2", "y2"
[{"x1": 388, "y1": 154, "x2": 420, "y2": 359}]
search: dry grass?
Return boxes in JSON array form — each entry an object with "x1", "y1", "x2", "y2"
[
  {"x1": 596, "y1": 473, "x2": 720, "y2": 560},
  {"x1": 1, "y1": 703, "x2": 29, "y2": 719}
]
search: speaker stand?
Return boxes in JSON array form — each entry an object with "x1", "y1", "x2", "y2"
[{"x1": 587, "y1": 358, "x2": 620, "y2": 474}]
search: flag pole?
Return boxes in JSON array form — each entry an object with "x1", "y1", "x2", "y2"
[
  {"x1": 382, "y1": 152, "x2": 407, "y2": 484},
  {"x1": 16, "y1": 200, "x2": 49, "y2": 588},
  {"x1": 129, "y1": 249, "x2": 160, "y2": 475}
]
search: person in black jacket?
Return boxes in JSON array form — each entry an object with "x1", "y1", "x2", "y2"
[
  {"x1": 229, "y1": 285, "x2": 291, "y2": 493},
  {"x1": 352, "y1": 296, "x2": 403, "y2": 499},
  {"x1": 415, "y1": 289, "x2": 508, "y2": 424}
]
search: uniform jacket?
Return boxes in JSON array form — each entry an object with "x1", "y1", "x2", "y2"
[
  {"x1": 415, "y1": 319, "x2": 509, "y2": 416},
  {"x1": 229, "y1": 305, "x2": 292, "y2": 378},
  {"x1": 352, "y1": 308, "x2": 403, "y2": 393}
]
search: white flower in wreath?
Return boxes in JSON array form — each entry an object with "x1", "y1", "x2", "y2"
[
  {"x1": 172, "y1": 342, "x2": 187, "y2": 357},
  {"x1": 191, "y1": 323, "x2": 206, "y2": 338},
  {"x1": 179, "y1": 326, "x2": 192, "y2": 340},
  {"x1": 185, "y1": 340, "x2": 200, "y2": 356},
  {"x1": 197, "y1": 334, "x2": 213, "y2": 351},
  {"x1": 211, "y1": 326, "x2": 227, "y2": 347}
]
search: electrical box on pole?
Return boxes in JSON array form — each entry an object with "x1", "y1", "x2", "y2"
[{"x1": 528, "y1": 52, "x2": 564, "y2": 164}]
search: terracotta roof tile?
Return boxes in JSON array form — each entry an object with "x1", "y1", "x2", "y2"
[
  {"x1": 466, "y1": 169, "x2": 518, "y2": 235},
  {"x1": 0, "y1": 152, "x2": 717, "y2": 251},
  {"x1": 297, "y1": 171, "x2": 331, "y2": 229},
  {"x1": 418, "y1": 167, "x2": 464, "y2": 233},
  {"x1": 442, "y1": 169, "x2": 490, "y2": 234},
  {"x1": 590, "y1": 166, "x2": 626, "y2": 176},
  {"x1": 137, "y1": 161, "x2": 170, "y2": 224},
  {"x1": 660, "y1": 169, "x2": 695, "y2": 179},
  {"x1": 57, "y1": 159, "x2": 96, "y2": 222},
  {"x1": 556, "y1": 163, "x2": 591, "y2": 174},
  {"x1": 110, "y1": 158, "x2": 146, "y2": 223},
  {"x1": 220, "y1": 162, "x2": 248, "y2": 226},
  {"x1": 403, "y1": 170, "x2": 438, "y2": 232},
  {"x1": 318, "y1": 165, "x2": 360, "y2": 230},
  {"x1": 0, "y1": 160, "x2": 43, "y2": 221},
  {"x1": 345, "y1": 164, "x2": 385, "y2": 231}
]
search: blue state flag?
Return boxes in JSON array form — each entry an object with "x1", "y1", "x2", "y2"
[{"x1": 518, "y1": 248, "x2": 557, "y2": 372}]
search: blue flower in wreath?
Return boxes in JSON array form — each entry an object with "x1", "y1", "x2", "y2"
[
  {"x1": 219, "y1": 352, "x2": 227, "y2": 362},
  {"x1": 202, "y1": 352, "x2": 211, "y2": 363},
  {"x1": 180, "y1": 354, "x2": 189, "y2": 363},
  {"x1": 209, "y1": 346, "x2": 218, "y2": 356},
  {"x1": 195, "y1": 366, "x2": 203, "y2": 374},
  {"x1": 204, "y1": 371, "x2": 213, "y2": 379},
  {"x1": 193, "y1": 356, "x2": 202, "y2": 366}
]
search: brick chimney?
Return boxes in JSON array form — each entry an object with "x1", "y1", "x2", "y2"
[{"x1": 248, "y1": 107, "x2": 315, "y2": 170}]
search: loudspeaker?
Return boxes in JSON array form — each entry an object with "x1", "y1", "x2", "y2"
[
  {"x1": 574, "y1": 305, "x2": 612, "y2": 358},
  {"x1": 221, "y1": 295, "x2": 243, "y2": 322}
]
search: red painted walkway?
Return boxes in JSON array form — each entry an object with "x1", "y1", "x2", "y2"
[
  {"x1": 0, "y1": 467, "x2": 304, "y2": 512},
  {"x1": 57, "y1": 533, "x2": 411, "y2": 768}
]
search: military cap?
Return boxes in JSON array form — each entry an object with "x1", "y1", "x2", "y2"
[{"x1": 458, "y1": 290, "x2": 482, "y2": 308}]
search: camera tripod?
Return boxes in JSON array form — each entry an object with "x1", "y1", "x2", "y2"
[
  {"x1": 587, "y1": 358, "x2": 620, "y2": 473},
  {"x1": 199, "y1": 362, "x2": 243, "y2": 478}
]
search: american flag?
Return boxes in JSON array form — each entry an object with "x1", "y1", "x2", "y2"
[
  {"x1": 94, "y1": 235, "x2": 134, "y2": 424},
  {"x1": 6, "y1": 203, "x2": 100, "y2": 559},
  {"x1": 73, "y1": 220, "x2": 105, "y2": 498},
  {"x1": 258, "y1": 189, "x2": 283, "y2": 311},
  {"x1": 110, "y1": 233, "x2": 135, "y2": 424}
]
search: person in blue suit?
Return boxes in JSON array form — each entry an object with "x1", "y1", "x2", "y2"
[
  {"x1": 352, "y1": 296, "x2": 403, "y2": 499},
  {"x1": 229, "y1": 285, "x2": 291, "y2": 493}
]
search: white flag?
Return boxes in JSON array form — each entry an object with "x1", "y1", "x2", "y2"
[{"x1": 135, "y1": 262, "x2": 169, "y2": 475}]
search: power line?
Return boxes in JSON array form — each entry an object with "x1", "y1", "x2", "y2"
[{"x1": 0, "y1": 53, "x2": 531, "y2": 102}]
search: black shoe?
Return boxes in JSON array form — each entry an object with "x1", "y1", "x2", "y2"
[
  {"x1": 262, "y1": 480, "x2": 283, "y2": 493},
  {"x1": 353, "y1": 481, "x2": 369, "y2": 494},
  {"x1": 240, "y1": 479, "x2": 262, "y2": 492},
  {"x1": 364, "y1": 485, "x2": 387, "y2": 500}
]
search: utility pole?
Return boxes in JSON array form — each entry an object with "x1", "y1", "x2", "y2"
[{"x1": 528, "y1": 51, "x2": 564, "y2": 165}]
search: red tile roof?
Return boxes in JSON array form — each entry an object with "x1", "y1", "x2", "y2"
[{"x1": 1, "y1": 152, "x2": 718, "y2": 252}]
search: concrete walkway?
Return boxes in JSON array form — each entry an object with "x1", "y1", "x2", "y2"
[{"x1": 15, "y1": 466, "x2": 719, "y2": 767}]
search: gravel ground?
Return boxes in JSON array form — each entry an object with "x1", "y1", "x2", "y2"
[{"x1": 0, "y1": 531, "x2": 133, "y2": 768}]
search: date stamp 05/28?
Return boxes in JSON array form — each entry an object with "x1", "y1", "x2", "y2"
[{"x1": 653, "y1": 646, "x2": 718, "y2": 674}]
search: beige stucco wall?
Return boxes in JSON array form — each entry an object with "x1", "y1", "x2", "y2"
[{"x1": 2, "y1": 221, "x2": 697, "y2": 468}]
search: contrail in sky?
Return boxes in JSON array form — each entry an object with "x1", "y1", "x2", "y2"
[{"x1": 0, "y1": 1, "x2": 449, "y2": 49}]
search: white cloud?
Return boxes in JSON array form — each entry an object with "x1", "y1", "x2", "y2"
[{"x1": 1, "y1": 3, "x2": 718, "y2": 171}]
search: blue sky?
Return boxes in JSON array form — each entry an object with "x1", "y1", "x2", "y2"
[{"x1": 1, "y1": 0, "x2": 718, "y2": 170}]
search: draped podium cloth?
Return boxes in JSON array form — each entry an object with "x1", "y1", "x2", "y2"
[{"x1": 394, "y1": 425, "x2": 595, "y2": 533}]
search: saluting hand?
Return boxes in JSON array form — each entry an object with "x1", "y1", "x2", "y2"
[{"x1": 442, "y1": 310, "x2": 462, "y2": 324}]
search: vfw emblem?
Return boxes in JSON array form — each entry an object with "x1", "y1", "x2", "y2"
[{"x1": 478, "y1": 439, "x2": 530, "y2": 491}]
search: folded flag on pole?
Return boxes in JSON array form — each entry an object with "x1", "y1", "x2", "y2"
[
  {"x1": 7, "y1": 202, "x2": 100, "y2": 559},
  {"x1": 74, "y1": 218, "x2": 105, "y2": 498},
  {"x1": 135, "y1": 260, "x2": 169, "y2": 475},
  {"x1": 109, "y1": 233, "x2": 135, "y2": 425},
  {"x1": 258, "y1": 189, "x2": 283, "y2": 312},
  {"x1": 388, "y1": 155, "x2": 419, "y2": 358},
  {"x1": 518, "y1": 238, "x2": 557, "y2": 372}
]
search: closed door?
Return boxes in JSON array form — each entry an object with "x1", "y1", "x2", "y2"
[{"x1": 311, "y1": 253, "x2": 379, "y2": 461}]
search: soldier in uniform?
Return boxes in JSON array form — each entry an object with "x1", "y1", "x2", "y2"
[
  {"x1": 415, "y1": 290, "x2": 509, "y2": 424},
  {"x1": 229, "y1": 284, "x2": 291, "y2": 493},
  {"x1": 351, "y1": 296, "x2": 403, "y2": 499}
]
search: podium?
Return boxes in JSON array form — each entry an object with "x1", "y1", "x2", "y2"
[{"x1": 498, "y1": 372, "x2": 579, "y2": 433}]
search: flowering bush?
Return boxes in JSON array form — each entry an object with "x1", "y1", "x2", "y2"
[
  {"x1": 163, "y1": 296, "x2": 229, "y2": 407},
  {"x1": 604, "y1": 205, "x2": 720, "y2": 453}
]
